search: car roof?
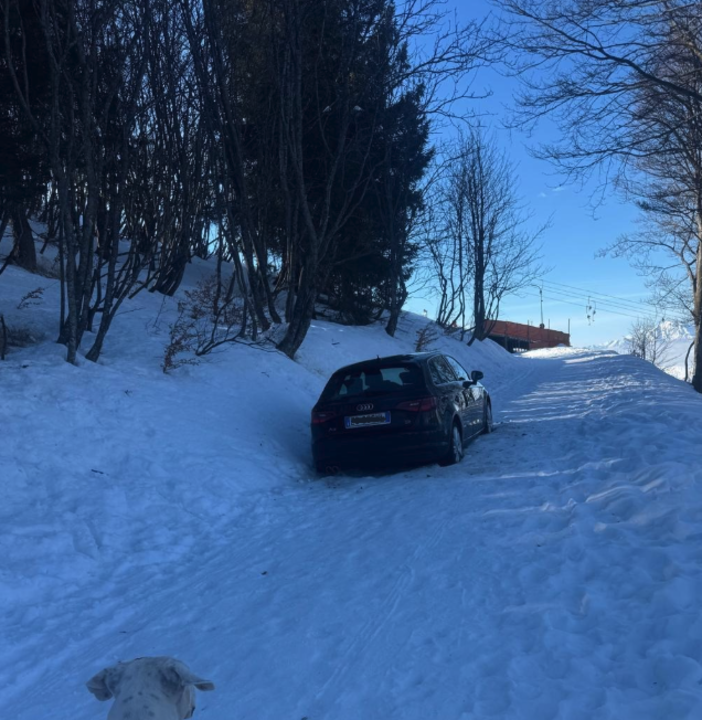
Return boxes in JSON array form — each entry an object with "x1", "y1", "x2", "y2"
[{"x1": 330, "y1": 351, "x2": 442, "y2": 376}]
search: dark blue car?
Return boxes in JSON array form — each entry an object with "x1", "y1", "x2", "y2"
[{"x1": 311, "y1": 351, "x2": 492, "y2": 474}]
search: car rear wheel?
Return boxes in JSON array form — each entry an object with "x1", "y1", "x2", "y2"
[
  {"x1": 441, "y1": 422, "x2": 464, "y2": 466},
  {"x1": 482, "y1": 402, "x2": 493, "y2": 434}
]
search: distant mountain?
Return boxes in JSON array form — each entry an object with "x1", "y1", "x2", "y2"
[{"x1": 596, "y1": 319, "x2": 695, "y2": 381}]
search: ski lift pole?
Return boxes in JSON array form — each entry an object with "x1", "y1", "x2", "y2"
[{"x1": 531, "y1": 284, "x2": 544, "y2": 328}]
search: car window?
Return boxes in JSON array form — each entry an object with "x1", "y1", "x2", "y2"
[
  {"x1": 428, "y1": 356, "x2": 457, "y2": 385},
  {"x1": 322, "y1": 364, "x2": 424, "y2": 400},
  {"x1": 445, "y1": 355, "x2": 469, "y2": 381},
  {"x1": 380, "y1": 366, "x2": 423, "y2": 387}
]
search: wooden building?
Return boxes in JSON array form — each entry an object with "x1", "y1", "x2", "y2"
[{"x1": 486, "y1": 320, "x2": 570, "y2": 353}]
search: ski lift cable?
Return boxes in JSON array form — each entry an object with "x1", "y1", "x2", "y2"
[
  {"x1": 537, "y1": 285, "x2": 646, "y2": 315},
  {"x1": 521, "y1": 292, "x2": 643, "y2": 320},
  {"x1": 541, "y1": 279, "x2": 651, "y2": 308},
  {"x1": 525, "y1": 285, "x2": 645, "y2": 316},
  {"x1": 539, "y1": 284, "x2": 681, "y2": 315},
  {"x1": 540, "y1": 285, "x2": 649, "y2": 314},
  {"x1": 540, "y1": 280, "x2": 653, "y2": 312}
]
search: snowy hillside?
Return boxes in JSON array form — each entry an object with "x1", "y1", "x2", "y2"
[
  {"x1": 2, "y1": 252, "x2": 702, "y2": 719},
  {"x1": 598, "y1": 318, "x2": 695, "y2": 380}
]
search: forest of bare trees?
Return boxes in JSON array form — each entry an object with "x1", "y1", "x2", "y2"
[{"x1": 0, "y1": 0, "x2": 483, "y2": 362}]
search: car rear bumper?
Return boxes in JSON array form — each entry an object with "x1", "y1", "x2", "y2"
[{"x1": 312, "y1": 428, "x2": 448, "y2": 470}]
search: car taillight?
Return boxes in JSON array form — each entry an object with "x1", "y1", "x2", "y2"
[
  {"x1": 396, "y1": 397, "x2": 437, "y2": 412},
  {"x1": 311, "y1": 410, "x2": 337, "y2": 424}
]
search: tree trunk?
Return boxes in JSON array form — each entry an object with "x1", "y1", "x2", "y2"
[
  {"x1": 54, "y1": 170, "x2": 80, "y2": 364},
  {"x1": 0, "y1": 314, "x2": 7, "y2": 360},
  {"x1": 691, "y1": 238, "x2": 702, "y2": 392},
  {"x1": 385, "y1": 304, "x2": 400, "y2": 337},
  {"x1": 385, "y1": 279, "x2": 407, "y2": 338},
  {"x1": 277, "y1": 283, "x2": 316, "y2": 359},
  {"x1": 385, "y1": 259, "x2": 400, "y2": 337},
  {"x1": 10, "y1": 206, "x2": 37, "y2": 272},
  {"x1": 470, "y1": 247, "x2": 486, "y2": 345},
  {"x1": 277, "y1": 252, "x2": 317, "y2": 359},
  {"x1": 0, "y1": 210, "x2": 10, "y2": 247}
]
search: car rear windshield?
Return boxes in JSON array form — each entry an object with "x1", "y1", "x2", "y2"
[{"x1": 321, "y1": 364, "x2": 425, "y2": 401}]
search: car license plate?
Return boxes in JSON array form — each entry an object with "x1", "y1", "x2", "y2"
[{"x1": 345, "y1": 411, "x2": 391, "y2": 429}]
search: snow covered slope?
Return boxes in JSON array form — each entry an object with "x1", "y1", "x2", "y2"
[
  {"x1": 2, "y1": 256, "x2": 702, "y2": 720},
  {"x1": 599, "y1": 319, "x2": 695, "y2": 380}
]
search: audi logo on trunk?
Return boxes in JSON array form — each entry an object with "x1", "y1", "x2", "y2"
[{"x1": 356, "y1": 403, "x2": 374, "y2": 411}]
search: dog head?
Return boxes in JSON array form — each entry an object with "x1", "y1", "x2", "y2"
[{"x1": 87, "y1": 656, "x2": 215, "y2": 719}]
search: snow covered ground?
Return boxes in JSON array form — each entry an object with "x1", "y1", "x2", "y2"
[{"x1": 2, "y1": 253, "x2": 702, "y2": 719}]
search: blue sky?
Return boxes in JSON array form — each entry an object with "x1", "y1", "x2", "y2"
[{"x1": 406, "y1": 0, "x2": 659, "y2": 347}]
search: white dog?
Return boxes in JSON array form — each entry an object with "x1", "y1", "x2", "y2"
[{"x1": 87, "y1": 656, "x2": 215, "y2": 720}]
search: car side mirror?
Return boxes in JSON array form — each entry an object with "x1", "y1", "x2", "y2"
[{"x1": 471, "y1": 370, "x2": 484, "y2": 383}]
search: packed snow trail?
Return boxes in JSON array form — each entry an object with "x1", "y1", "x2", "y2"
[{"x1": 2, "y1": 341, "x2": 702, "y2": 720}]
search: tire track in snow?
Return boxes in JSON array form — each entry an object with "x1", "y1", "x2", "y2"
[{"x1": 311, "y1": 516, "x2": 449, "y2": 709}]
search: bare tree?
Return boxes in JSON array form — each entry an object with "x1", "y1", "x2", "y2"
[
  {"x1": 423, "y1": 157, "x2": 479, "y2": 335},
  {"x1": 180, "y1": 0, "x2": 280, "y2": 341},
  {"x1": 492, "y1": 0, "x2": 702, "y2": 390},
  {"x1": 132, "y1": 0, "x2": 212, "y2": 299},
  {"x1": 6, "y1": 206, "x2": 36, "y2": 272},
  {"x1": 2, "y1": 0, "x2": 214, "y2": 362},
  {"x1": 492, "y1": 0, "x2": 702, "y2": 176},
  {"x1": 431, "y1": 129, "x2": 544, "y2": 341},
  {"x1": 627, "y1": 317, "x2": 673, "y2": 370},
  {"x1": 0, "y1": 0, "x2": 48, "y2": 275},
  {"x1": 3, "y1": 0, "x2": 154, "y2": 362},
  {"x1": 603, "y1": 33, "x2": 702, "y2": 389},
  {"x1": 380, "y1": 0, "x2": 489, "y2": 337}
]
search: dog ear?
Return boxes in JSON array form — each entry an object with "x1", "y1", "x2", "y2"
[
  {"x1": 86, "y1": 665, "x2": 123, "y2": 701},
  {"x1": 160, "y1": 660, "x2": 215, "y2": 693},
  {"x1": 183, "y1": 672, "x2": 215, "y2": 692}
]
